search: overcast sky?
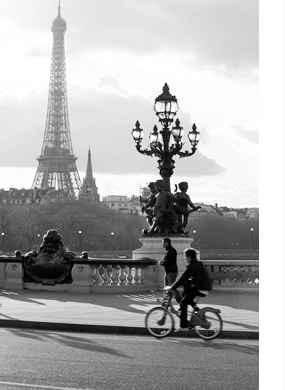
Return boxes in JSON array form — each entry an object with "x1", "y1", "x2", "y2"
[{"x1": 0, "y1": 0, "x2": 259, "y2": 207}]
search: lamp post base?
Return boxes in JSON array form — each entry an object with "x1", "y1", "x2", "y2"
[{"x1": 132, "y1": 236, "x2": 200, "y2": 286}]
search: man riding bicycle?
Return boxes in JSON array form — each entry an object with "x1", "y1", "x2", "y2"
[{"x1": 165, "y1": 248, "x2": 210, "y2": 332}]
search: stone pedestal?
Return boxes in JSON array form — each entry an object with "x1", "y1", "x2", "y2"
[{"x1": 132, "y1": 236, "x2": 200, "y2": 289}]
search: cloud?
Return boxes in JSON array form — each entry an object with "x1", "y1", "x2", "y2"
[
  {"x1": 71, "y1": 0, "x2": 258, "y2": 70},
  {"x1": 0, "y1": 83, "x2": 225, "y2": 178},
  {"x1": 1, "y1": 0, "x2": 258, "y2": 74},
  {"x1": 232, "y1": 124, "x2": 259, "y2": 143}
]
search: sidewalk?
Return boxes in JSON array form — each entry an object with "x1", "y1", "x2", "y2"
[{"x1": 0, "y1": 289, "x2": 259, "y2": 339}]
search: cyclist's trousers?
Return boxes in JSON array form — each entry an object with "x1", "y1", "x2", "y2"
[{"x1": 180, "y1": 287, "x2": 200, "y2": 328}]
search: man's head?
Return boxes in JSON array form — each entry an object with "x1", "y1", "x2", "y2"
[
  {"x1": 183, "y1": 248, "x2": 197, "y2": 263},
  {"x1": 162, "y1": 237, "x2": 171, "y2": 249}
]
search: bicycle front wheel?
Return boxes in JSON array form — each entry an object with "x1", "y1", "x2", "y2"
[
  {"x1": 194, "y1": 310, "x2": 223, "y2": 340},
  {"x1": 145, "y1": 307, "x2": 175, "y2": 338}
]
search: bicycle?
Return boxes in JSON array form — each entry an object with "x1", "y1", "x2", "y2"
[{"x1": 145, "y1": 290, "x2": 223, "y2": 340}]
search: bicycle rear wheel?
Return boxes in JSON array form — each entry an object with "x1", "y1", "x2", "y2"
[
  {"x1": 145, "y1": 307, "x2": 175, "y2": 338},
  {"x1": 194, "y1": 310, "x2": 223, "y2": 340}
]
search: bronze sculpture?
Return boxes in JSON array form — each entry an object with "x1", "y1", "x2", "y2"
[
  {"x1": 24, "y1": 229, "x2": 76, "y2": 284},
  {"x1": 174, "y1": 182, "x2": 201, "y2": 232},
  {"x1": 141, "y1": 181, "x2": 200, "y2": 236},
  {"x1": 140, "y1": 182, "x2": 157, "y2": 228}
]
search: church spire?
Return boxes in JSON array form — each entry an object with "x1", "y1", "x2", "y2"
[
  {"x1": 79, "y1": 148, "x2": 100, "y2": 202},
  {"x1": 86, "y1": 148, "x2": 93, "y2": 180}
]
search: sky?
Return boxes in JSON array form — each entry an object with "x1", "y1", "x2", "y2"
[{"x1": 0, "y1": 0, "x2": 260, "y2": 207}]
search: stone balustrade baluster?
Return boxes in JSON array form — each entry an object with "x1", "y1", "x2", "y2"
[
  {"x1": 140, "y1": 266, "x2": 145, "y2": 284},
  {"x1": 101, "y1": 265, "x2": 109, "y2": 285},
  {"x1": 119, "y1": 265, "x2": 127, "y2": 285},
  {"x1": 126, "y1": 266, "x2": 133, "y2": 284},
  {"x1": 93, "y1": 265, "x2": 101, "y2": 285},
  {"x1": 110, "y1": 265, "x2": 119, "y2": 285},
  {"x1": 133, "y1": 265, "x2": 140, "y2": 284}
]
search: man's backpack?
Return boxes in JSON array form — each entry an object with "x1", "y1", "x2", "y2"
[{"x1": 199, "y1": 262, "x2": 212, "y2": 291}]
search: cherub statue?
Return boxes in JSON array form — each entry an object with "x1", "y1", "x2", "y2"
[
  {"x1": 174, "y1": 182, "x2": 201, "y2": 232},
  {"x1": 140, "y1": 182, "x2": 157, "y2": 228},
  {"x1": 146, "y1": 180, "x2": 178, "y2": 235}
]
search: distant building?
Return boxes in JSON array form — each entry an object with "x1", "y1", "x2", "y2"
[
  {"x1": 245, "y1": 208, "x2": 259, "y2": 219},
  {"x1": 140, "y1": 184, "x2": 151, "y2": 199},
  {"x1": 79, "y1": 148, "x2": 100, "y2": 202},
  {"x1": 0, "y1": 188, "x2": 67, "y2": 205},
  {"x1": 102, "y1": 195, "x2": 141, "y2": 215},
  {"x1": 196, "y1": 203, "x2": 221, "y2": 216},
  {"x1": 220, "y1": 206, "x2": 259, "y2": 220}
]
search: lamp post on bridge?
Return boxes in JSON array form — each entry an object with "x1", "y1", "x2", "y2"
[
  {"x1": 37, "y1": 234, "x2": 41, "y2": 251},
  {"x1": 192, "y1": 229, "x2": 197, "y2": 248},
  {"x1": 110, "y1": 232, "x2": 115, "y2": 251},
  {"x1": 250, "y1": 227, "x2": 254, "y2": 251},
  {"x1": 1, "y1": 232, "x2": 5, "y2": 254},
  {"x1": 131, "y1": 83, "x2": 200, "y2": 193},
  {"x1": 78, "y1": 230, "x2": 83, "y2": 251}
]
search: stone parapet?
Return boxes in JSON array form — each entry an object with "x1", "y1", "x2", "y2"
[{"x1": 0, "y1": 253, "x2": 259, "y2": 293}]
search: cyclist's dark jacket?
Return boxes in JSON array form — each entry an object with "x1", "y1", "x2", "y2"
[
  {"x1": 161, "y1": 245, "x2": 178, "y2": 273},
  {"x1": 171, "y1": 260, "x2": 202, "y2": 291}
]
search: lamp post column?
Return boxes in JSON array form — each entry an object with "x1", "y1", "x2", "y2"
[
  {"x1": 78, "y1": 230, "x2": 82, "y2": 252},
  {"x1": 250, "y1": 228, "x2": 254, "y2": 251},
  {"x1": 193, "y1": 230, "x2": 197, "y2": 248},
  {"x1": 1, "y1": 232, "x2": 5, "y2": 253},
  {"x1": 110, "y1": 232, "x2": 115, "y2": 251}
]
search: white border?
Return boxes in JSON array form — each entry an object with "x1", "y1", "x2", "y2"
[{"x1": 259, "y1": 0, "x2": 284, "y2": 389}]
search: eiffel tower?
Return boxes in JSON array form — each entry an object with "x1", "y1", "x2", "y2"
[{"x1": 32, "y1": 1, "x2": 82, "y2": 198}]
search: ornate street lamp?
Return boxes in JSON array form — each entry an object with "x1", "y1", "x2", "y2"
[{"x1": 132, "y1": 83, "x2": 200, "y2": 192}]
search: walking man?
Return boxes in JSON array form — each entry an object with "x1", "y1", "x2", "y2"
[{"x1": 160, "y1": 237, "x2": 181, "y2": 303}]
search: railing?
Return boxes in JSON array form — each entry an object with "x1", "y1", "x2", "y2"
[
  {"x1": 0, "y1": 255, "x2": 158, "y2": 293},
  {"x1": 71, "y1": 258, "x2": 158, "y2": 293},
  {"x1": 0, "y1": 255, "x2": 259, "y2": 294},
  {"x1": 202, "y1": 260, "x2": 259, "y2": 293}
]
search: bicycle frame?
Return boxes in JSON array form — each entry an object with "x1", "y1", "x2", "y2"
[{"x1": 162, "y1": 291, "x2": 221, "y2": 325}]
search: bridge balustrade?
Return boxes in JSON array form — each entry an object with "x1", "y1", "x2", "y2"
[{"x1": 0, "y1": 255, "x2": 258, "y2": 294}]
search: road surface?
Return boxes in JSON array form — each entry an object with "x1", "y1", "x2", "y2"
[{"x1": 0, "y1": 329, "x2": 258, "y2": 390}]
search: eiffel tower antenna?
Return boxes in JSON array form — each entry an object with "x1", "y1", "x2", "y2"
[{"x1": 31, "y1": 2, "x2": 82, "y2": 198}]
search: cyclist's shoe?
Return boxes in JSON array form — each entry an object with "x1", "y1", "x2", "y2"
[
  {"x1": 157, "y1": 318, "x2": 166, "y2": 326},
  {"x1": 175, "y1": 327, "x2": 189, "y2": 332},
  {"x1": 170, "y1": 306, "x2": 178, "y2": 314}
]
